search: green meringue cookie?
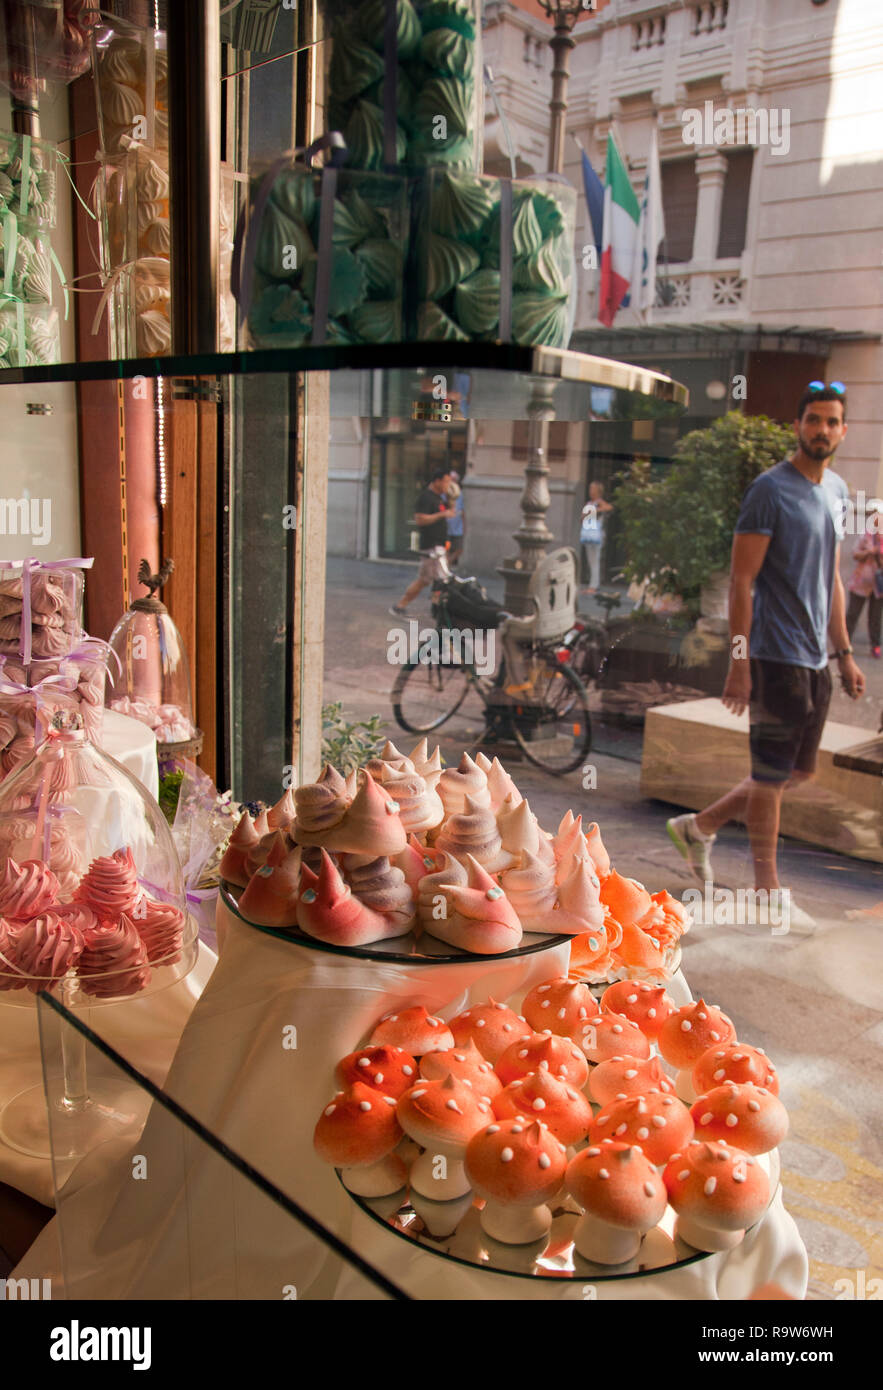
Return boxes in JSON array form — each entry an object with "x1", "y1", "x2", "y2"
[
  {"x1": 301, "y1": 246, "x2": 366, "y2": 318},
  {"x1": 22, "y1": 253, "x2": 53, "y2": 303},
  {"x1": 0, "y1": 171, "x2": 13, "y2": 205},
  {"x1": 250, "y1": 285, "x2": 312, "y2": 342},
  {"x1": 414, "y1": 74, "x2": 473, "y2": 139},
  {"x1": 513, "y1": 242, "x2": 566, "y2": 295},
  {"x1": 511, "y1": 289, "x2": 570, "y2": 348},
  {"x1": 420, "y1": 0, "x2": 476, "y2": 41},
  {"x1": 270, "y1": 169, "x2": 317, "y2": 226},
  {"x1": 355, "y1": 238, "x2": 401, "y2": 297},
  {"x1": 454, "y1": 268, "x2": 500, "y2": 334},
  {"x1": 484, "y1": 192, "x2": 544, "y2": 266},
  {"x1": 357, "y1": 0, "x2": 421, "y2": 60},
  {"x1": 345, "y1": 100, "x2": 407, "y2": 171},
  {"x1": 254, "y1": 203, "x2": 314, "y2": 281},
  {"x1": 429, "y1": 170, "x2": 495, "y2": 243},
  {"x1": 424, "y1": 233, "x2": 479, "y2": 298},
  {"x1": 328, "y1": 27, "x2": 386, "y2": 102},
  {"x1": 407, "y1": 132, "x2": 474, "y2": 169},
  {"x1": 349, "y1": 298, "x2": 402, "y2": 343},
  {"x1": 25, "y1": 313, "x2": 59, "y2": 363},
  {"x1": 417, "y1": 301, "x2": 469, "y2": 340},
  {"x1": 334, "y1": 186, "x2": 388, "y2": 244},
  {"x1": 365, "y1": 65, "x2": 418, "y2": 135},
  {"x1": 526, "y1": 187, "x2": 567, "y2": 241},
  {"x1": 420, "y1": 26, "x2": 473, "y2": 78},
  {"x1": 324, "y1": 316, "x2": 359, "y2": 345}
]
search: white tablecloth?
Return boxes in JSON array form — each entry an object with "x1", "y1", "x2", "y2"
[{"x1": 11, "y1": 904, "x2": 808, "y2": 1299}]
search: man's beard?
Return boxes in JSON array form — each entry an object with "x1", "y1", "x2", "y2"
[{"x1": 800, "y1": 433, "x2": 835, "y2": 462}]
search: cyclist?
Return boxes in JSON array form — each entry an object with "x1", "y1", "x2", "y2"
[{"x1": 389, "y1": 469, "x2": 457, "y2": 617}]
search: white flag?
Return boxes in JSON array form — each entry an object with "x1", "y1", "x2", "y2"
[{"x1": 631, "y1": 126, "x2": 666, "y2": 319}]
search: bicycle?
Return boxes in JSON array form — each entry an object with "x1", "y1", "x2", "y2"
[{"x1": 390, "y1": 573, "x2": 592, "y2": 775}]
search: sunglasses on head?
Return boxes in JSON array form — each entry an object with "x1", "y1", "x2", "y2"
[{"x1": 806, "y1": 380, "x2": 846, "y2": 394}]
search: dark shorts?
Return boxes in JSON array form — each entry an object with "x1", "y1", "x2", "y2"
[{"x1": 749, "y1": 658, "x2": 832, "y2": 784}]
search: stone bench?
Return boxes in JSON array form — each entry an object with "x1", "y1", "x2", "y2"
[{"x1": 640, "y1": 697, "x2": 883, "y2": 865}]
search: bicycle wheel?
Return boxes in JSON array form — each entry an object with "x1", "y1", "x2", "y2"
[
  {"x1": 391, "y1": 660, "x2": 473, "y2": 734},
  {"x1": 509, "y1": 655, "x2": 592, "y2": 774}
]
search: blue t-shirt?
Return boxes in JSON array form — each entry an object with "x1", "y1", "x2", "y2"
[
  {"x1": 447, "y1": 491, "x2": 464, "y2": 538},
  {"x1": 734, "y1": 459, "x2": 848, "y2": 670}
]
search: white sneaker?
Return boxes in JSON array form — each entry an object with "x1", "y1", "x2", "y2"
[
  {"x1": 666, "y1": 812, "x2": 716, "y2": 883},
  {"x1": 771, "y1": 890, "x2": 817, "y2": 936}
]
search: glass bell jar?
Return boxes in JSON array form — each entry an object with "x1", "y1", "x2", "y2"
[
  {"x1": 0, "y1": 710, "x2": 198, "y2": 1157},
  {"x1": 105, "y1": 557, "x2": 203, "y2": 758}
]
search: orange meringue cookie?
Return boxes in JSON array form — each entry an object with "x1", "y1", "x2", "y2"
[
  {"x1": 577, "y1": 1011, "x2": 652, "y2": 1065},
  {"x1": 691, "y1": 1083, "x2": 788, "y2": 1155},
  {"x1": 600, "y1": 870, "x2": 653, "y2": 926},
  {"x1": 449, "y1": 998, "x2": 526, "y2": 1062},
  {"x1": 522, "y1": 976, "x2": 595, "y2": 1037},
  {"x1": 466, "y1": 1117, "x2": 567, "y2": 1241},
  {"x1": 692, "y1": 1043, "x2": 779, "y2": 1097},
  {"x1": 496, "y1": 1031, "x2": 589, "y2": 1088},
  {"x1": 567, "y1": 1141, "x2": 666, "y2": 1263},
  {"x1": 296, "y1": 849, "x2": 409, "y2": 945},
  {"x1": 492, "y1": 1069, "x2": 593, "y2": 1146},
  {"x1": 219, "y1": 812, "x2": 260, "y2": 887},
  {"x1": 591, "y1": 1092, "x2": 695, "y2": 1165},
  {"x1": 396, "y1": 1073, "x2": 493, "y2": 1154},
  {"x1": 611, "y1": 917, "x2": 669, "y2": 978},
  {"x1": 657, "y1": 999, "x2": 737, "y2": 1070},
  {"x1": 313, "y1": 1081, "x2": 401, "y2": 1167},
  {"x1": 663, "y1": 1139, "x2": 769, "y2": 1251},
  {"x1": 588, "y1": 1054, "x2": 675, "y2": 1107},
  {"x1": 423, "y1": 853, "x2": 522, "y2": 954},
  {"x1": 369, "y1": 1004, "x2": 454, "y2": 1055},
  {"x1": 335, "y1": 1044, "x2": 418, "y2": 1098},
  {"x1": 420, "y1": 1038, "x2": 503, "y2": 1101},
  {"x1": 601, "y1": 981, "x2": 676, "y2": 1041}
]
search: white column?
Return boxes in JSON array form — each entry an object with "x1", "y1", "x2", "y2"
[{"x1": 692, "y1": 149, "x2": 729, "y2": 264}]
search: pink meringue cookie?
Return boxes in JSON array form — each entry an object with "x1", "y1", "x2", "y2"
[
  {"x1": 78, "y1": 918, "x2": 151, "y2": 997},
  {"x1": 245, "y1": 828, "x2": 287, "y2": 880},
  {"x1": 237, "y1": 840, "x2": 301, "y2": 928},
  {"x1": 10, "y1": 910, "x2": 86, "y2": 991},
  {"x1": 436, "y1": 795, "x2": 513, "y2": 873},
  {"x1": 307, "y1": 771, "x2": 407, "y2": 858},
  {"x1": 437, "y1": 751, "x2": 491, "y2": 816},
  {"x1": 0, "y1": 857, "x2": 60, "y2": 920},
  {"x1": 296, "y1": 848, "x2": 411, "y2": 946},
  {"x1": 0, "y1": 917, "x2": 28, "y2": 989},
  {"x1": 422, "y1": 853, "x2": 522, "y2": 955},
  {"x1": 585, "y1": 822, "x2": 611, "y2": 878},
  {"x1": 417, "y1": 850, "x2": 468, "y2": 927},
  {"x1": 293, "y1": 773, "x2": 350, "y2": 842},
  {"x1": 485, "y1": 756, "x2": 521, "y2": 814},
  {"x1": 345, "y1": 855, "x2": 416, "y2": 932},
  {"x1": 131, "y1": 899, "x2": 185, "y2": 965},
  {"x1": 370, "y1": 767, "x2": 444, "y2": 836},
  {"x1": 393, "y1": 834, "x2": 438, "y2": 894},
  {"x1": 219, "y1": 812, "x2": 260, "y2": 888},
  {"x1": 53, "y1": 901, "x2": 100, "y2": 934},
  {"x1": 408, "y1": 739, "x2": 442, "y2": 792},
  {"x1": 551, "y1": 858, "x2": 606, "y2": 935},
  {"x1": 500, "y1": 849, "x2": 558, "y2": 931},
  {"x1": 496, "y1": 797, "x2": 542, "y2": 860},
  {"x1": 267, "y1": 788, "x2": 297, "y2": 831},
  {"x1": 75, "y1": 847, "x2": 140, "y2": 920}
]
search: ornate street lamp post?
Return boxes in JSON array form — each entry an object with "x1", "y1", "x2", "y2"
[{"x1": 498, "y1": 1, "x2": 595, "y2": 617}]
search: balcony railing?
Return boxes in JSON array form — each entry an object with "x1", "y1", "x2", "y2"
[{"x1": 654, "y1": 260, "x2": 746, "y2": 318}]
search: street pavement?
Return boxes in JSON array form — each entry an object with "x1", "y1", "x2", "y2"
[{"x1": 324, "y1": 553, "x2": 883, "y2": 1299}]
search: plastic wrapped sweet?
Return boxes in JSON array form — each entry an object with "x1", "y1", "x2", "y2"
[
  {"x1": 417, "y1": 301, "x2": 468, "y2": 341},
  {"x1": 105, "y1": 560, "x2": 200, "y2": 753},
  {"x1": 0, "y1": 303, "x2": 60, "y2": 368},
  {"x1": 0, "y1": 134, "x2": 58, "y2": 227},
  {"x1": 454, "y1": 268, "x2": 500, "y2": 334},
  {"x1": 511, "y1": 290, "x2": 570, "y2": 349},
  {"x1": 301, "y1": 248, "x2": 366, "y2": 319},
  {"x1": 254, "y1": 202, "x2": 314, "y2": 281},
  {"x1": 356, "y1": 0, "x2": 421, "y2": 57},
  {"x1": 430, "y1": 171, "x2": 496, "y2": 243},
  {"x1": 0, "y1": 715, "x2": 194, "y2": 1001},
  {"x1": 344, "y1": 100, "x2": 407, "y2": 171}
]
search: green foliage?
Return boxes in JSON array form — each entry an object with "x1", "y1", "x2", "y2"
[
  {"x1": 614, "y1": 412, "x2": 796, "y2": 602},
  {"x1": 158, "y1": 767, "x2": 184, "y2": 825},
  {"x1": 321, "y1": 701, "x2": 386, "y2": 774}
]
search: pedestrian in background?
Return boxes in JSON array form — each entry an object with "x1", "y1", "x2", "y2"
[
  {"x1": 846, "y1": 501, "x2": 882, "y2": 658},
  {"x1": 580, "y1": 480, "x2": 613, "y2": 593},
  {"x1": 389, "y1": 468, "x2": 456, "y2": 617},
  {"x1": 447, "y1": 469, "x2": 465, "y2": 568}
]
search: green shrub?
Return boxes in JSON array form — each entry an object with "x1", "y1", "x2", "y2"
[
  {"x1": 321, "y1": 701, "x2": 386, "y2": 773},
  {"x1": 614, "y1": 412, "x2": 796, "y2": 603}
]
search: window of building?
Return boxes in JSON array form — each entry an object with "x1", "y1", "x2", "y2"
[
  {"x1": 716, "y1": 148, "x2": 754, "y2": 259},
  {"x1": 513, "y1": 420, "x2": 569, "y2": 462},
  {"x1": 660, "y1": 158, "x2": 698, "y2": 263}
]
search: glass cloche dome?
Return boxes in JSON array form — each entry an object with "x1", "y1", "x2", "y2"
[
  {"x1": 0, "y1": 710, "x2": 197, "y2": 1003},
  {"x1": 105, "y1": 557, "x2": 203, "y2": 757}
]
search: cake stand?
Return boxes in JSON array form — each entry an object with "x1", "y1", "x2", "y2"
[{"x1": 0, "y1": 916, "x2": 199, "y2": 1159}]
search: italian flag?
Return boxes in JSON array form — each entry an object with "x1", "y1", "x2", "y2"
[{"x1": 599, "y1": 134, "x2": 641, "y2": 327}]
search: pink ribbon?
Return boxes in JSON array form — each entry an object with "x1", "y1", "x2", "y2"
[{"x1": 0, "y1": 556, "x2": 94, "y2": 666}]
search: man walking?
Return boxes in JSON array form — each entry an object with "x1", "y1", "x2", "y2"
[
  {"x1": 389, "y1": 469, "x2": 456, "y2": 616},
  {"x1": 666, "y1": 383, "x2": 865, "y2": 930}
]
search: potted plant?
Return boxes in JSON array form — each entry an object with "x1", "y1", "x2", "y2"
[{"x1": 614, "y1": 412, "x2": 796, "y2": 616}]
